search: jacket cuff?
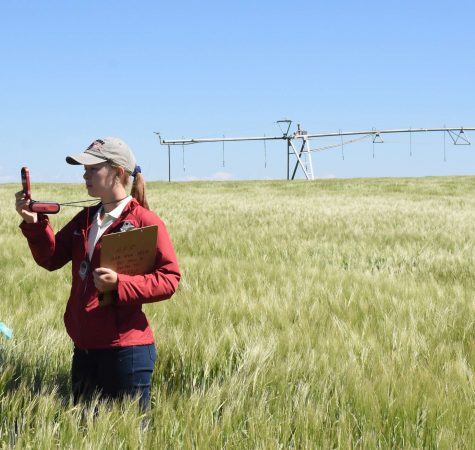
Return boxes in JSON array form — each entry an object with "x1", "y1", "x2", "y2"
[{"x1": 19, "y1": 215, "x2": 49, "y2": 234}]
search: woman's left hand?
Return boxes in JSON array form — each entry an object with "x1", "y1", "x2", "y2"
[{"x1": 93, "y1": 267, "x2": 118, "y2": 293}]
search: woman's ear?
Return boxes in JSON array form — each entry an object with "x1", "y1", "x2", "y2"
[
  {"x1": 114, "y1": 166, "x2": 125, "y2": 180},
  {"x1": 114, "y1": 166, "x2": 130, "y2": 186}
]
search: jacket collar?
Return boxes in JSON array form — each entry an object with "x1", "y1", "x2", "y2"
[{"x1": 79, "y1": 198, "x2": 140, "y2": 226}]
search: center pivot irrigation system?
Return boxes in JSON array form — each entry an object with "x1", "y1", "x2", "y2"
[{"x1": 155, "y1": 120, "x2": 475, "y2": 182}]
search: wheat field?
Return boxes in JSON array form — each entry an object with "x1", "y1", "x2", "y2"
[{"x1": 0, "y1": 177, "x2": 474, "y2": 449}]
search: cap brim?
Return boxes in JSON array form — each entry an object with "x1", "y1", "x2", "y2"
[{"x1": 66, "y1": 153, "x2": 108, "y2": 166}]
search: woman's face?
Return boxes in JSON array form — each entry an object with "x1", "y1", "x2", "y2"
[{"x1": 83, "y1": 162, "x2": 117, "y2": 198}]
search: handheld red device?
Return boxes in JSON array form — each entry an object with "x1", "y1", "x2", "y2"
[
  {"x1": 21, "y1": 167, "x2": 31, "y2": 200},
  {"x1": 20, "y1": 167, "x2": 61, "y2": 214}
]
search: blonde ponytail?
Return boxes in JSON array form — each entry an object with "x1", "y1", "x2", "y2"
[
  {"x1": 111, "y1": 162, "x2": 149, "y2": 210},
  {"x1": 131, "y1": 172, "x2": 149, "y2": 209}
]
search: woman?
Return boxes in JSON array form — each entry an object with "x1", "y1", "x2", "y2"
[{"x1": 15, "y1": 137, "x2": 180, "y2": 410}]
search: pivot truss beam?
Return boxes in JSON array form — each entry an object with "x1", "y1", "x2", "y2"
[{"x1": 155, "y1": 124, "x2": 475, "y2": 182}]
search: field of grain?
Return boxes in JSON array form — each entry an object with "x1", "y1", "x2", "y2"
[{"x1": 0, "y1": 177, "x2": 474, "y2": 448}]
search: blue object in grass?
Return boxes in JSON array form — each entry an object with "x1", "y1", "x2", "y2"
[{"x1": 0, "y1": 322, "x2": 12, "y2": 340}]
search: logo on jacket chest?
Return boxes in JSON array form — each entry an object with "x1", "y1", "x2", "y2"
[{"x1": 119, "y1": 221, "x2": 136, "y2": 232}]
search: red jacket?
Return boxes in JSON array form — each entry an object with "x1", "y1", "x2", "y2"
[{"x1": 20, "y1": 199, "x2": 180, "y2": 349}]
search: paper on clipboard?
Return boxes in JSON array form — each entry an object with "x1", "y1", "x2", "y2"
[
  {"x1": 100, "y1": 225, "x2": 158, "y2": 275},
  {"x1": 99, "y1": 225, "x2": 158, "y2": 306}
]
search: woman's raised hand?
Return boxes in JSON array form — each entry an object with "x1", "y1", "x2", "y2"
[{"x1": 15, "y1": 191, "x2": 38, "y2": 223}]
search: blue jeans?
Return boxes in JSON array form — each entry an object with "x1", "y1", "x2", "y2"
[{"x1": 71, "y1": 344, "x2": 156, "y2": 411}]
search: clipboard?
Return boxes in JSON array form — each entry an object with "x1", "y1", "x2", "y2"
[{"x1": 99, "y1": 225, "x2": 158, "y2": 305}]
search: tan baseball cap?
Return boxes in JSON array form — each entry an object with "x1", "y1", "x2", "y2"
[{"x1": 66, "y1": 137, "x2": 137, "y2": 174}]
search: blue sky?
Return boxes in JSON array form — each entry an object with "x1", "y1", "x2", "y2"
[{"x1": 1, "y1": 0, "x2": 474, "y2": 183}]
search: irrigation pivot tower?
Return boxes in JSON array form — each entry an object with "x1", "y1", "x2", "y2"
[{"x1": 156, "y1": 121, "x2": 475, "y2": 182}]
